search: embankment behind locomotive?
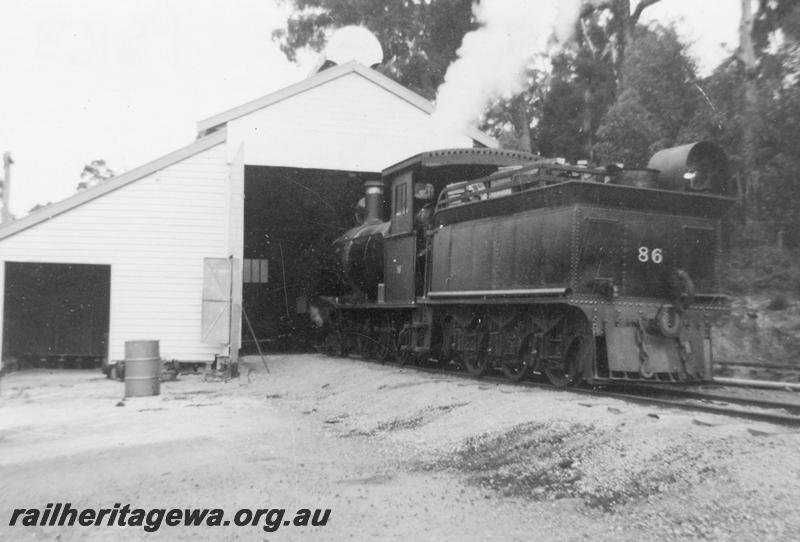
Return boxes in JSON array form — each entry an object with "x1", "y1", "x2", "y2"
[{"x1": 318, "y1": 143, "x2": 737, "y2": 386}]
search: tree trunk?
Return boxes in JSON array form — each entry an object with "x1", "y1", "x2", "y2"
[
  {"x1": 587, "y1": 0, "x2": 663, "y2": 90},
  {"x1": 739, "y1": 0, "x2": 759, "y2": 219},
  {"x1": 584, "y1": 86, "x2": 594, "y2": 161},
  {"x1": 614, "y1": 0, "x2": 632, "y2": 89},
  {"x1": 512, "y1": 94, "x2": 533, "y2": 153}
]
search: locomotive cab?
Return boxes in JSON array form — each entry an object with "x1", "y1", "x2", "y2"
[{"x1": 379, "y1": 149, "x2": 542, "y2": 305}]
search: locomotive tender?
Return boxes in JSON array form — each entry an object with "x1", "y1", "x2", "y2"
[{"x1": 321, "y1": 143, "x2": 736, "y2": 386}]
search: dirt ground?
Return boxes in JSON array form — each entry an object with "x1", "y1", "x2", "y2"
[{"x1": 1, "y1": 354, "x2": 800, "y2": 541}]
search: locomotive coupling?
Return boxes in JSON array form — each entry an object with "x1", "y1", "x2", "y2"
[{"x1": 654, "y1": 305, "x2": 682, "y2": 338}]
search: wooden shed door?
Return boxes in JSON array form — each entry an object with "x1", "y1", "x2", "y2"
[{"x1": 201, "y1": 258, "x2": 232, "y2": 344}]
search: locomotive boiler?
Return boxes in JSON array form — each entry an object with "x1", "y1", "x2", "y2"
[{"x1": 321, "y1": 143, "x2": 736, "y2": 386}]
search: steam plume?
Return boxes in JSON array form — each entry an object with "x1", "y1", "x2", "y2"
[{"x1": 431, "y1": 0, "x2": 588, "y2": 135}]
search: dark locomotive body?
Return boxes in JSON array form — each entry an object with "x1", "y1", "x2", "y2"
[{"x1": 323, "y1": 144, "x2": 735, "y2": 386}]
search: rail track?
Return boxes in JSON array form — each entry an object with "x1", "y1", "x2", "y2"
[
  {"x1": 600, "y1": 383, "x2": 800, "y2": 426},
  {"x1": 331, "y1": 351, "x2": 800, "y2": 427},
  {"x1": 714, "y1": 360, "x2": 800, "y2": 371},
  {"x1": 713, "y1": 360, "x2": 800, "y2": 385}
]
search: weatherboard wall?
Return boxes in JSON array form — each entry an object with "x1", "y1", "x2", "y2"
[
  {"x1": 0, "y1": 143, "x2": 230, "y2": 363},
  {"x1": 226, "y1": 70, "x2": 475, "y2": 171}
]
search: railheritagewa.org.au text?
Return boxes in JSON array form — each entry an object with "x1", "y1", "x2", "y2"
[{"x1": 8, "y1": 503, "x2": 331, "y2": 533}]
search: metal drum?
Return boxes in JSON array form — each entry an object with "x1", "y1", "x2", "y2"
[{"x1": 124, "y1": 340, "x2": 161, "y2": 397}]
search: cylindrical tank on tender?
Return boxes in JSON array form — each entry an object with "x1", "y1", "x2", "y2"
[{"x1": 647, "y1": 141, "x2": 731, "y2": 194}]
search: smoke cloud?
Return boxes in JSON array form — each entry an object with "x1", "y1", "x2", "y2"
[{"x1": 431, "y1": 0, "x2": 588, "y2": 136}]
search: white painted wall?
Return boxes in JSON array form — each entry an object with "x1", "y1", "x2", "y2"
[
  {"x1": 0, "y1": 144, "x2": 231, "y2": 362},
  {"x1": 227, "y1": 71, "x2": 475, "y2": 171},
  {"x1": 227, "y1": 144, "x2": 245, "y2": 360},
  {"x1": 0, "y1": 261, "x2": 4, "y2": 372}
]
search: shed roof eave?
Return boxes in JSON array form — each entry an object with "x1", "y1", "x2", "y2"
[{"x1": 0, "y1": 128, "x2": 227, "y2": 243}]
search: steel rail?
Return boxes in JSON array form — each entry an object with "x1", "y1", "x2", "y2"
[
  {"x1": 584, "y1": 389, "x2": 800, "y2": 426},
  {"x1": 715, "y1": 360, "x2": 800, "y2": 370},
  {"x1": 608, "y1": 383, "x2": 800, "y2": 414},
  {"x1": 711, "y1": 377, "x2": 800, "y2": 391}
]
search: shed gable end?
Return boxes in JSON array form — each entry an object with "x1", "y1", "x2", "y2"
[{"x1": 227, "y1": 72, "x2": 476, "y2": 171}]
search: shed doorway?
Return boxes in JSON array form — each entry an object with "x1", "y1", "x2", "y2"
[
  {"x1": 242, "y1": 165, "x2": 376, "y2": 352},
  {"x1": 3, "y1": 262, "x2": 111, "y2": 369}
]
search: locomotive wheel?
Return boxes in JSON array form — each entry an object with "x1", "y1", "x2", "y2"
[
  {"x1": 396, "y1": 328, "x2": 413, "y2": 366},
  {"x1": 321, "y1": 333, "x2": 346, "y2": 357},
  {"x1": 355, "y1": 333, "x2": 373, "y2": 360},
  {"x1": 544, "y1": 335, "x2": 584, "y2": 388},
  {"x1": 501, "y1": 334, "x2": 535, "y2": 382},
  {"x1": 377, "y1": 331, "x2": 395, "y2": 364},
  {"x1": 463, "y1": 332, "x2": 490, "y2": 377},
  {"x1": 334, "y1": 330, "x2": 350, "y2": 358},
  {"x1": 396, "y1": 348, "x2": 413, "y2": 366}
]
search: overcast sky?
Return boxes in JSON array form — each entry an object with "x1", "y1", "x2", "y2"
[{"x1": 0, "y1": 0, "x2": 740, "y2": 217}]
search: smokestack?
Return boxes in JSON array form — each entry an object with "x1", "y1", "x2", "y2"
[{"x1": 363, "y1": 180, "x2": 384, "y2": 224}]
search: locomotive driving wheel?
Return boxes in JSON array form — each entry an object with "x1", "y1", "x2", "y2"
[
  {"x1": 544, "y1": 335, "x2": 587, "y2": 388},
  {"x1": 355, "y1": 327, "x2": 375, "y2": 360},
  {"x1": 395, "y1": 326, "x2": 414, "y2": 366},
  {"x1": 501, "y1": 333, "x2": 536, "y2": 381},
  {"x1": 332, "y1": 330, "x2": 351, "y2": 358},
  {"x1": 377, "y1": 329, "x2": 396, "y2": 364},
  {"x1": 463, "y1": 330, "x2": 490, "y2": 377}
]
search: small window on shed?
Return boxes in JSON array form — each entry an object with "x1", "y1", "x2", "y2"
[{"x1": 243, "y1": 259, "x2": 269, "y2": 283}]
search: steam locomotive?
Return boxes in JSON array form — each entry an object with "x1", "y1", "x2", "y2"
[{"x1": 318, "y1": 142, "x2": 736, "y2": 386}]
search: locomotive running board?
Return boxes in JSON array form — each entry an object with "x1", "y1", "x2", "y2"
[
  {"x1": 317, "y1": 296, "x2": 416, "y2": 310},
  {"x1": 426, "y1": 288, "x2": 569, "y2": 299}
]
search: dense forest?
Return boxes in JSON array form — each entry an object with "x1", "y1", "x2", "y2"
[{"x1": 273, "y1": 0, "x2": 800, "y2": 297}]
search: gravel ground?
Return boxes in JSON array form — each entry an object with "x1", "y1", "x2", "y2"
[{"x1": 1, "y1": 354, "x2": 799, "y2": 541}]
